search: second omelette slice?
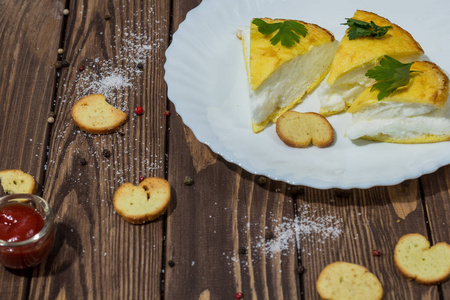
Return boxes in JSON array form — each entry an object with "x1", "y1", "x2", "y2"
[
  {"x1": 237, "y1": 18, "x2": 338, "y2": 133},
  {"x1": 319, "y1": 10, "x2": 424, "y2": 116}
]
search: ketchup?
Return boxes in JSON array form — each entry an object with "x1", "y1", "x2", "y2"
[
  {"x1": 0, "y1": 202, "x2": 54, "y2": 269},
  {"x1": 0, "y1": 204, "x2": 44, "y2": 242}
]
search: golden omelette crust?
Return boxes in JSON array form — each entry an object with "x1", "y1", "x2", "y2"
[
  {"x1": 327, "y1": 10, "x2": 424, "y2": 85},
  {"x1": 347, "y1": 61, "x2": 450, "y2": 144},
  {"x1": 250, "y1": 18, "x2": 335, "y2": 90},
  {"x1": 348, "y1": 61, "x2": 450, "y2": 113}
]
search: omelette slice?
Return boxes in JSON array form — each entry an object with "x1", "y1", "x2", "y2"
[
  {"x1": 319, "y1": 10, "x2": 424, "y2": 116},
  {"x1": 237, "y1": 18, "x2": 338, "y2": 133},
  {"x1": 346, "y1": 61, "x2": 450, "y2": 143}
]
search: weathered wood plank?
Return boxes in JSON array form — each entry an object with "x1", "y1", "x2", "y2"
[
  {"x1": 296, "y1": 183, "x2": 440, "y2": 299},
  {"x1": 27, "y1": 0, "x2": 172, "y2": 298},
  {"x1": 420, "y1": 166, "x2": 450, "y2": 297},
  {"x1": 0, "y1": 0, "x2": 65, "y2": 298},
  {"x1": 165, "y1": 2, "x2": 300, "y2": 298},
  {"x1": 165, "y1": 128, "x2": 301, "y2": 298}
]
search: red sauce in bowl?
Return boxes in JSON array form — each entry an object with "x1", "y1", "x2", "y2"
[
  {"x1": 0, "y1": 204, "x2": 44, "y2": 242},
  {"x1": 0, "y1": 201, "x2": 54, "y2": 269}
]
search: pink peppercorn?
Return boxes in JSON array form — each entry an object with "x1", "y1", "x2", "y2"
[
  {"x1": 235, "y1": 292, "x2": 243, "y2": 299},
  {"x1": 78, "y1": 65, "x2": 85, "y2": 71},
  {"x1": 135, "y1": 106, "x2": 143, "y2": 115},
  {"x1": 139, "y1": 176, "x2": 145, "y2": 182},
  {"x1": 372, "y1": 249, "x2": 382, "y2": 256}
]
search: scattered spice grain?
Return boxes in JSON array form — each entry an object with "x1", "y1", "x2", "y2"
[
  {"x1": 134, "y1": 106, "x2": 143, "y2": 115},
  {"x1": 257, "y1": 176, "x2": 267, "y2": 185},
  {"x1": 372, "y1": 249, "x2": 382, "y2": 256},
  {"x1": 265, "y1": 230, "x2": 274, "y2": 240},
  {"x1": 184, "y1": 176, "x2": 194, "y2": 186},
  {"x1": 297, "y1": 264, "x2": 305, "y2": 274},
  {"x1": 333, "y1": 189, "x2": 351, "y2": 198},
  {"x1": 102, "y1": 149, "x2": 111, "y2": 158},
  {"x1": 238, "y1": 247, "x2": 247, "y2": 255}
]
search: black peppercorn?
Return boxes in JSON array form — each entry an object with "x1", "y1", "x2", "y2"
[
  {"x1": 333, "y1": 189, "x2": 351, "y2": 198},
  {"x1": 297, "y1": 264, "x2": 305, "y2": 274},
  {"x1": 102, "y1": 149, "x2": 111, "y2": 158},
  {"x1": 238, "y1": 247, "x2": 247, "y2": 255},
  {"x1": 265, "y1": 230, "x2": 274, "y2": 240}
]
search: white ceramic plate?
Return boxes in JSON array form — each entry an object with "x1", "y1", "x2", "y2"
[{"x1": 164, "y1": 0, "x2": 450, "y2": 189}]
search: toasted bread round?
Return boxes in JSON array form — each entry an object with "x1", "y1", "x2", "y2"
[
  {"x1": 0, "y1": 169, "x2": 37, "y2": 194},
  {"x1": 316, "y1": 261, "x2": 383, "y2": 300},
  {"x1": 276, "y1": 111, "x2": 334, "y2": 148},
  {"x1": 71, "y1": 94, "x2": 128, "y2": 134},
  {"x1": 394, "y1": 233, "x2": 450, "y2": 284},
  {"x1": 113, "y1": 177, "x2": 171, "y2": 224}
]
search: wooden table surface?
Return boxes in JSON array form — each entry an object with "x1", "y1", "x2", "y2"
[{"x1": 0, "y1": 0, "x2": 449, "y2": 299}]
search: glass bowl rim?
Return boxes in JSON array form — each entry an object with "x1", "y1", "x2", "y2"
[{"x1": 0, "y1": 194, "x2": 54, "y2": 247}]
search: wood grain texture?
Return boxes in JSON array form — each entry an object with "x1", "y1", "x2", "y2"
[
  {"x1": 166, "y1": 2, "x2": 300, "y2": 298},
  {"x1": 295, "y1": 186, "x2": 442, "y2": 299},
  {"x1": 0, "y1": 0, "x2": 64, "y2": 298},
  {"x1": 26, "y1": 0, "x2": 172, "y2": 298},
  {"x1": 0, "y1": 0, "x2": 449, "y2": 299},
  {"x1": 420, "y1": 166, "x2": 450, "y2": 296}
]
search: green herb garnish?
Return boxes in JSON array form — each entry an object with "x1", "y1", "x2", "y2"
[
  {"x1": 252, "y1": 18, "x2": 308, "y2": 48},
  {"x1": 365, "y1": 56, "x2": 420, "y2": 100},
  {"x1": 342, "y1": 18, "x2": 392, "y2": 40}
]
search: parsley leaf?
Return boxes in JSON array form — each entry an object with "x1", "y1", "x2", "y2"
[
  {"x1": 365, "y1": 56, "x2": 420, "y2": 100},
  {"x1": 342, "y1": 18, "x2": 392, "y2": 40},
  {"x1": 252, "y1": 18, "x2": 308, "y2": 48}
]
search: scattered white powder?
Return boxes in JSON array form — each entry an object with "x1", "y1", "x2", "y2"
[
  {"x1": 260, "y1": 212, "x2": 343, "y2": 258},
  {"x1": 224, "y1": 203, "x2": 344, "y2": 273},
  {"x1": 48, "y1": 13, "x2": 168, "y2": 205},
  {"x1": 68, "y1": 29, "x2": 161, "y2": 111},
  {"x1": 85, "y1": 71, "x2": 132, "y2": 100}
]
